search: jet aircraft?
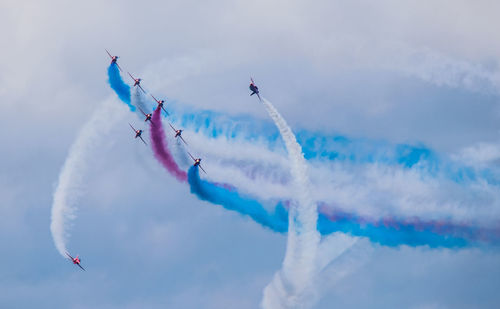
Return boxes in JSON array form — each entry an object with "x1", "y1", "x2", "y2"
[
  {"x1": 128, "y1": 72, "x2": 145, "y2": 93},
  {"x1": 105, "y1": 49, "x2": 122, "y2": 71},
  {"x1": 249, "y1": 77, "x2": 261, "y2": 101},
  {"x1": 168, "y1": 123, "x2": 187, "y2": 145},
  {"x1": 139, "y1": 107, "x2": 154, "y2": 124},
  {"x1": 129, "y1": 123, "x2": 147, "y2": 145},
  {"x1": 150, "y1": 94, "x2": 169, "y2": 114},
  {"x1": 66, "y1": 252, "x2": 85, "y2": 271},
  {"x1": 188, "y1": 152, "x2": 206, "y2": 174}
]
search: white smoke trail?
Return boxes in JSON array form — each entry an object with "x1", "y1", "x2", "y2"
[
  {"x1": 131, "y1": 87, "x2": 149, "y2": 117},
  {"x1": 50, "y1": 99, "x2": 127, "y2": 257},
  {"x1": 260, "y1": 98, "x2": 321, "y2": 309}
]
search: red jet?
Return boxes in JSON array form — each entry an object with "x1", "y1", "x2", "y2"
[
  {"x1": 150, "y1": 94, "x2": 169, "y2": 115},
  {"x1": 249, "y1": 77, "x2": 261, "y2": 101},
  {"x1": 139, "y1": 107, "x2": 154, "y2": 124},
  {"x1": 66, "y1": 252, "x2": 85, "y2": 271},
  {"x1": 128, "y1": 72, "x2": 145, "y2": 93},
  {"x1": 168, "y1": 123, "x2": 188, "y2": 145},
  {"x1": 105, "y1": 49, "x2": 122, "y2": 71},
  {"x1": 188, "y1": 152, "x2": 207, "y2": 174},
  {"x1": 129, "y1": 123, "x2": 147, "y2": 145}
]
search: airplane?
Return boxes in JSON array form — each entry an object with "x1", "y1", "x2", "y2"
[
  {"x1": 138, "y1": 107, "x2": 154, "y2": 124},
  {"x1": 66, "y1": 252, "x2": 85, "y2": 271},
  {"x1": 128, "y1": 72, "x2": 145, "y2": 93},
  {"x1": 150, "y1": 94, "x2": 169, "y2": 115},
  {"x1": 249, "y1": 77, "x2": 261, "y2": 101},
  {"x1": 129, "y1": 123, "x2": 147, "y2": 145},
  {"x1": 188, "y1": 152, "x2": 207, "y2": 174},
  {"x1": 168, "y1": 123, "x2": 188, "y2": 145},
  {"x1": 105, "y1": 49, "x2": 122, "y2": 71}
]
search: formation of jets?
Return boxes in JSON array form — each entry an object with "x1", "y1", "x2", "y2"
[{"x1": 65, "y1": 51, "x2": 264, "y2": 271}]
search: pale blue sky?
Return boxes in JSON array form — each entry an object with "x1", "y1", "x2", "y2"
[{"x1": 1, "y1": 0, "x2": 500, "y2": 308}]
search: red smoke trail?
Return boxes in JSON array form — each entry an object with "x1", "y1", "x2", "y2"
[{"x1": 150, "y1": 108, "x2": 187, "y2": 182}]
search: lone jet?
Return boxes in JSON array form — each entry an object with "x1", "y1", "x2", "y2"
[
  {"x1": 168, "y1": 123, "x2": 187, "y2": 145},
  {"x1": 249, "y1": 77, "x2": 261, "y2": 101},
  {"x1": 188, "y1": 152, "x2": 207, "y2": 174},
  {"x1": 128, "y1": 72, "x2": 145, "y2": 93},
  {"x1": 66, "y1": 252, "x2": 85, "y2": 271},
  {"x1": 129, "y1": 123, "x2": 147, "y2": 145},
  {"x1": 105, "y1": 49, "x2": 122, "y2": 71},
  {"x1": 150, "y1": 94, "x2": 169, "y2": 114}
]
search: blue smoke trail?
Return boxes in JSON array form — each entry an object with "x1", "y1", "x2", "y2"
[
  {"x1": 188, "y1": 166, "x2": 288, "y2": 233},
  {"x1": 187, "y1": 165, "x2": 499, "y2": 248},
  {"x1": 103, "y1": 67, "x2": 500, "y2": 248},
  {"x1": 317, "y1": 214, "x2": 468, "y2": 248},
  {"x1": 107, "y1": 64, "x2": 135, "y2": 111},
  {"x1": 167, "y1": 101, "x2": 499, "y2": 186},
  {"x1": 104, "y1": 77, "x2": 498, "y2": 185}
]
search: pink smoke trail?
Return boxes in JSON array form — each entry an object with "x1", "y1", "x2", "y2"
[{"x1": 150, "y1": 108, "x2": 187, "y2": 182}]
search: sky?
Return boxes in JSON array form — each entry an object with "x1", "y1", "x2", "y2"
[{"x1": 1, "y1": 0, "x2": 500, "y2": 308}]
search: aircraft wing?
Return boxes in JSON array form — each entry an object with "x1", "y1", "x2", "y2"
[
  {"x1": 138, "y1": 107, "x2": 147, "y2": 117},
  {"x1": 139, "y1": 136, "x2": 147, "y2": 145},
  {"x1": 138, "y1": 84, "x2": 146, "y2": 94},
  {"x1": 150, "y1": 94, "x2": 159, "y2": 103},
  {"x1": 65, "y1": 252, "x2": 74, "y2": 260},
  {"x1": 168, "y1": 123, "x2": 177, "y2": 133},
  {"x1": 105, "y1": 49, "x2": 112, "y2": 59},
  {"x1": 129, "y1": 123, "x2": 137, "y2": 133},
  {"x1": 256, "y1": 93, "x2": 262, "y2": 102},
  {"x1": 187, "y1": 152, "x2": 196, "y2": 161},
  {"x1": 116, "y1": 62, "x2": 123, "y2": 72},
  {"x1": 127, "y1": 72, "x2": 135, "y2": 81},
  {"x1": 199, "y1": 165, "x2": 207, "y2": 174},
  {"x1": 179, "y1": 136, "x2": 188, "y2": 146},
  {"x1": 162, "y1": 106, "x2": 170, "y2": 115},
  {"x1": 77, "y1": 263, "x2": 86, "y2": 271}
]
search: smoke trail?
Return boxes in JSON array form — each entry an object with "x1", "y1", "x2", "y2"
[
  {"x1": 313, "y1": 237, "x2": 373, "y2": 302},
  {"x1": 187, "y1": 166, "x2": 288, "y2": 232},
  {"x1": 107, "y1": 64, "x2": 135, "y2": 111},
  {"x1": 167, "y1": 101, "x2": 499, "y2": 185},
  {"x1": 150, "y1": 107, "x2": 187, "y2": 182},
  {"x1": 316, "y1": 206, "x2": 496, "y2": 247},
  {"x1": 260, "y1": 98, "x2": 321, "y2": 309},
  {"x1": 104, "y1": 75, "x2": 500, "y2": 247},
  {"x1": 130, "y1": 86, "x2": 148, "y2": 117},
  {"x1": 50, "y1": 99, "x2": 127, "y2": 257},
  {"x1": 186, "y1": 157, "x2": 499, "y2": 247}
]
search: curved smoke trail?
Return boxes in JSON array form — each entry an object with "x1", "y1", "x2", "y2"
[
  {"x1": 150, "y1": 108, "x2": 188, "y2": 182},
  {"x1": 187, "y1": 165, "x2": 500, "y2": 247},
  {"x1": 107, "y1": 64, "x2": 135, "y2": 111},
  {"x1": 105, "y1": 74, "x2": 500, "y2": 248},
  {"x1": 167, "y1": 102, "x2": 499, "y2": 186},
  {"x1": 105, "y1": 73, "x2": 499, "y2": 187},
  {"x1": 317, "y1": 205, "x2": 490, "y2": 248},
  {"x1": 187, "y1": 166, "x2": 288, "y2": 232},
  {"x1": 50, "y1": 99, "x2": 127, "y2": 257},
  {"x1": 260, "y1": 98, "x2": 321, "y2": 309}
]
